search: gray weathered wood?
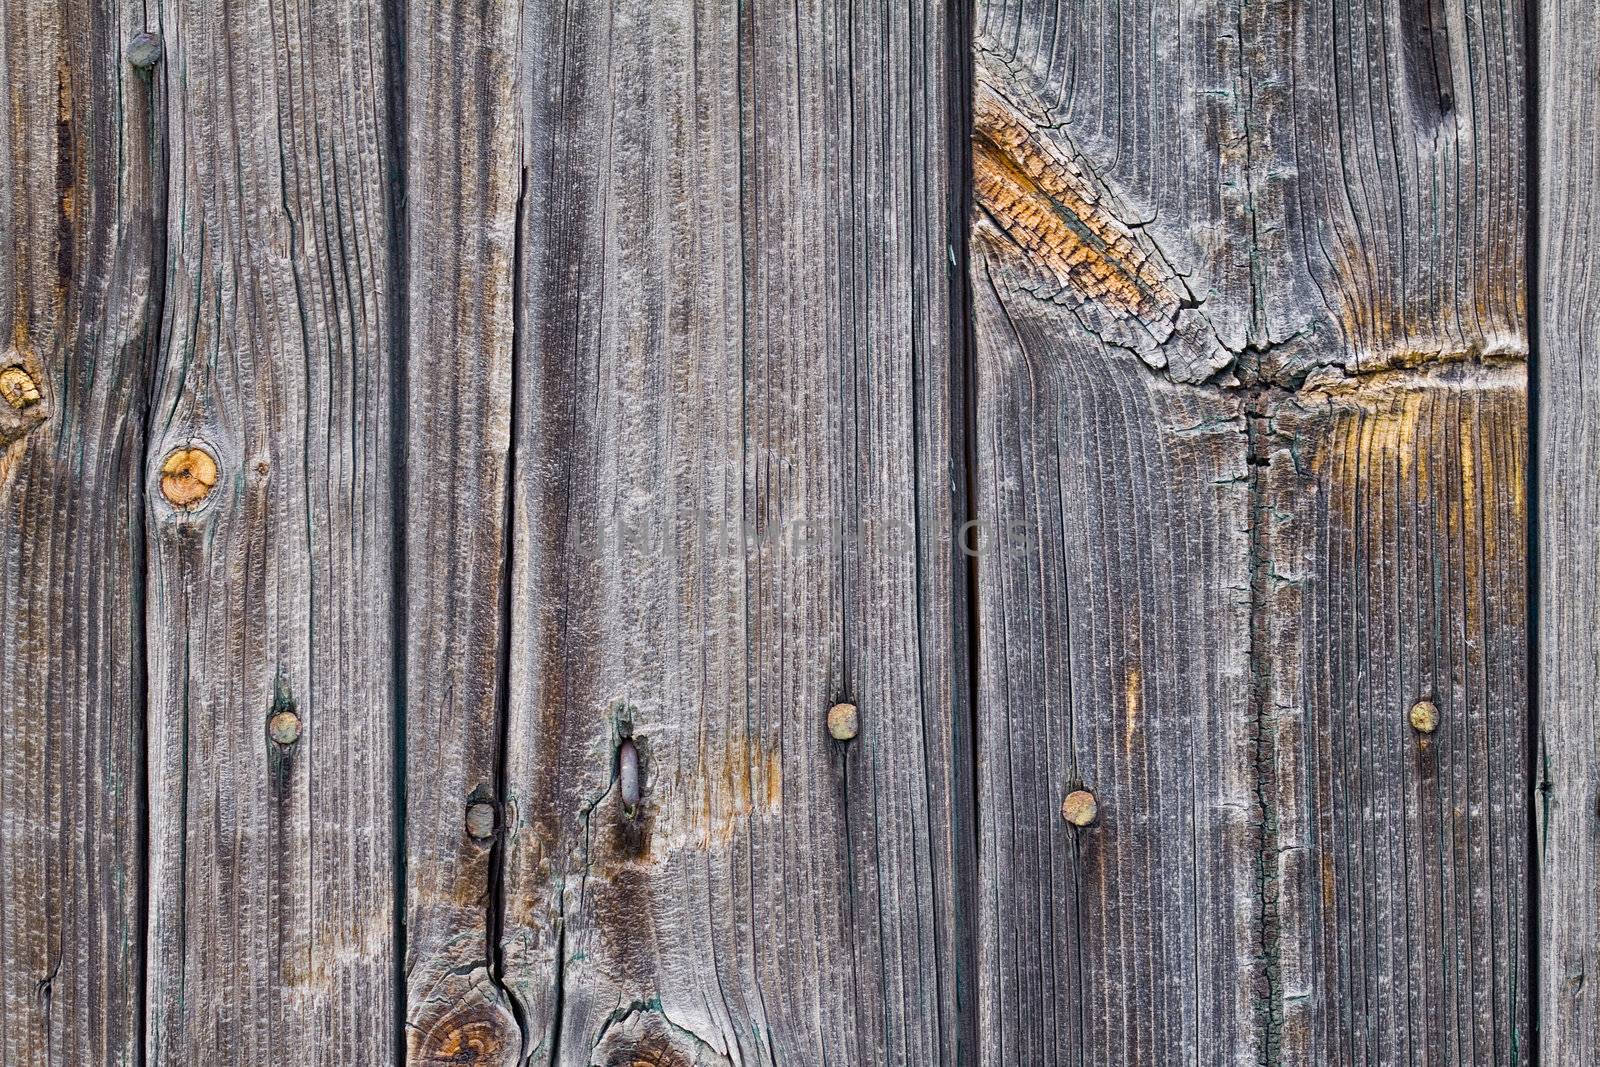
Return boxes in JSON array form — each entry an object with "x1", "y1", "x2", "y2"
[
  {"x1": 1537, "y1": 0, "x2": 1600, "y2": 1058},
  {"x1": 971, "y1": 0, "x2": 1527, "y2": 1061},
  {"x1": 0, "y1": 4, "x2": 157, "y2": 1063},
  {"x1": 398, "y1": 0, "x2": 524, "y2": 1059},
  {"x1": 493, "y1": 2, "x2": 971, "y2": 1064},
  {"x1": 141, "y1": 1, "x2": 398, "y2": 1060},
  {"x1": 0, "y1": 0, "x2": 1546, "y2": 1061}
]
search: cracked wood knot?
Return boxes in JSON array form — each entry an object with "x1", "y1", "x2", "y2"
[
  {"x1": 971, "y1": 77, "x2": 1185, "y2": 334},
  {"x1": 1061, "y1": 789, "x2": 1098, "y2": 827},
  {"x1": 827, "y1": 702, "x2": 859, "y2": 741},
  {"x1": 159, "y1": 447, "x2": 218, "y2": 509},
  {"x1": 0, "y1": 366, "x2": 41, "y2": 410}
]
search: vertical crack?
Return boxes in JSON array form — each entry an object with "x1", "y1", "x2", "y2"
[
  {"x1": 948, "y1": 0, "x2": 983, "y2": 1062},
  {"x1": 1522, "y1": 0, "x2": 1541, "y2": 1056},
  {"x1": 381, "y1": 0, "x2": 410, "y2": 1054},
  {"x1": 1244, "y1": 393, "x2": 1284, "y2": 1066},
  {"x1": 132, "y1": 30, "x2": 173, "y2": 1067},
  {"x1": 489, "y1": 163, "x2": 533, "y2": 1063}
]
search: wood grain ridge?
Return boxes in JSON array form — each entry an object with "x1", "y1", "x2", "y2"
[
  {"x1": 0, "y1": 2, "x2": 162, "y2": 1063},
  {"x1": 496, "y1": 1, "x2": 970, "y2": 1064},
  {"x1": 142, "y1": 0, "x2": 400, "y2": 1060},
  {"x1": 1536, "y1": 0, "x2": 1600, "y2": 1055}
]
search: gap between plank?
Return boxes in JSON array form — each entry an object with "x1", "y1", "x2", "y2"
[
  {"x1": 383, "y1": 0, "x2": 411, "y2": 1054},
  {"x1": 1523, "y1": 0, "x2": 1541, "y2": 1057}
]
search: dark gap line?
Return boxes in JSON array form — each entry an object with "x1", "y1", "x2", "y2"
[
  {"x1": 134, "y1": 30, "x2": 172, "y2": 1067},
  {"x1": 947, "y1": 0, "x2": 982, "y2": 1062},
  {"x1": 1522, "y1": 0, "x2": 1540, "y2": 1057},
  {"x1": 381, "y1": 0, "x2": 410, "y2": 1053}
]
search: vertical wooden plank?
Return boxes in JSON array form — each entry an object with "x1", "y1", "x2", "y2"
[
  {"x1": 496, "y1": 1, "x2": 970, "y2": 1063},
  {"x1": 0, "y1": 4, "x2": 158, "y2": 1063},
  {"x1": 971, "y1": 0, "x2": 1527, "y2": 1061},
  {"x1": 141, "y1": 0, "x2": 398, "y2": 1060},
  {"x1": 397, "y1": 0, "x2": 523, "y2": 1058},
  {"x1": 1537, "y1": 0, "x2": 1600, "y2": 1056}
]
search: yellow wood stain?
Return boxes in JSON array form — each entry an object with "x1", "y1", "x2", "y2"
[
  {"x1": 686, "y1": 736, "x2": 782, "y2": 853},
  {"x1": 1123, "y1": 663, "x2": 1142, "y2": 754}
]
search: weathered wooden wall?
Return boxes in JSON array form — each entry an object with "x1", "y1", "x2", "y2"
[
  {"x1": 0, "y1": 0, "x2": 1549, "y2": 1064},
  {"x1": 970, "y1": 0, "x2": 1528, "y2": 1060}
]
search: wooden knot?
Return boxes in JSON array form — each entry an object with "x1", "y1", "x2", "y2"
[
  {"x1": 159, "y1": 447, "x2": 219, "y2": 509},
  {"x1": 423, "y1": 1015, "x2": 516, "y2": 1065},
  {"x1": 408, "y1": 964, "x2": 522, "y2": 1066},
  {"x1": 0, "y1": 366, "x2": 41, "y2": 410},
  {"x1": 591, "y1": 1006, "x2": 729, "y2": 1067}
]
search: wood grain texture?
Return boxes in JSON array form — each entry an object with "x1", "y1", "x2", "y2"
[
  {"x1": 496, "y1": 1, "x2": 971, "y2": 1064},
  {"x1": 1537, "y1": 0, "x2": 1600, "y2": 1057},
  {"x1": 398, "y1": 0, "x2": 524, "y2": 1058},
  {"x1": 141, "y1": 0, "x2": 398, "y2": 1060},
  {"x1": 1263, "y1": 370, "x2": 1526, "y2": 1065},
  {"x1": 0, "y1": 3, "x2": 159, "y2": 1063},
  {"x1": 971, "y1": 0, "x2": 1527, "y2": 1061}
]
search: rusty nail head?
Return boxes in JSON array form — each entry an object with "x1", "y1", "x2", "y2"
[
  {"x1": 0, "y1": 366, "x2": 41, "y2": 410},
  {"x1": 268, "y1": 709, "x2": 301, "y2": 745},
  {"x1": 128, "y1": 32, "x2": 163, "y2": 69},
  {"x1": 1408, "y1": 699, "x2": 1439, "y2": 735},
  {"x1": 827, "y1": 702, "x2": 859, "y2": 741},
  {"x1": 160, "y1": 447, "x2": 218, "y2": 509},
  {"x1": 1061, "y1": 789, "x2": 1098, "y2": 827},
  {"x1": 465, "y1": 801, "x2": 497, "y2": 840}
]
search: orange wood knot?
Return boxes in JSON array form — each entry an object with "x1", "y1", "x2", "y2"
[
  {"x1": 0, "y1": 366, "x2": 41, "y2": 410},
  {"x1": 1408, "y1": 699, "x2": 1440, "y2": 734},
  {"x1": 827, "y1": 702, "x2": 859, "y2": 741},
  {"x1": 159, "y1": 447, "x2": 219, "y2": 509},
  {"x1": 268, "y1": 709, "x2": 302, "y2": 745},
  {"x1": 428, "y1": 1014, "x2": 516, "y2": 1064},
  {"x1": 1061, "y1": 789, "x2": 1098, "y2": 827}
]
